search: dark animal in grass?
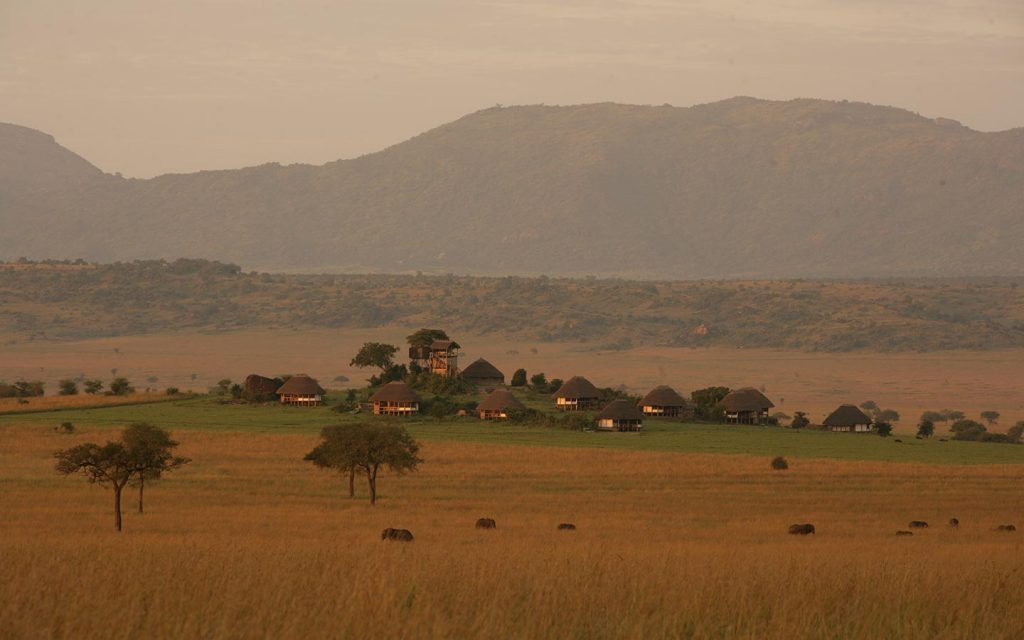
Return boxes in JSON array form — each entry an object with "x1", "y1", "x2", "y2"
[
  {"x1": 381, "y1": 528, "x2": 414, "y2": 541},
  {"x1": 994, "y1": 524, "x2": 1017, "y2": 532},
  {"x1": 557, "y1": 523, "x2": 577, "y2": 531},
  {"x1": 896, "y1": 530, "x2": 914, "y2": 536},
  {"x1": 908, "y1": 521, "x2": 929, "y2": 529},
  {"x1": 949, "y1": 518, "x2": 959, "y2": 528},
  {"x1": 788, "y1": 524, "x2": 815, "y2": 535},
  {"x1": 475, "y1": 518, "x2": 497, "y2": 530},
  {"x1": 894, "y1": 439, "x2": 902, "y2": 443}
]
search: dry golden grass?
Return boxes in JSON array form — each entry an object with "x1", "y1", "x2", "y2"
[
  {"x1": 2, "y1": 424, "x2": 1023, "y2": 639},
  {"x1": 3, "y1": 328, "x2": 1024, "y2": 428},
  {"x1": 0, "y1": 392, "x2": 176, "y2": 415}
]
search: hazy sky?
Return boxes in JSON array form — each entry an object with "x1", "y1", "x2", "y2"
[{"x1": 2, "y1": 0, "x2": 1022, "y2": 177}]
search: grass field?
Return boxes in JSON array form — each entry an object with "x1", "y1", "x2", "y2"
[
  {"x1": 1, "y1": 413, "x2": 1022, "y2": 639},
  {"x1": 3, "y1": 328, "x2": 1024, "y2": 429}
]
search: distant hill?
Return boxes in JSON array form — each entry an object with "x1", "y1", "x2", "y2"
[
  {"x1": 2, "y1": 260, "x2": 1023, "y2": 352},
  {"x1": 1, "y1": 98, "x2": 1023, "y2": 278}
]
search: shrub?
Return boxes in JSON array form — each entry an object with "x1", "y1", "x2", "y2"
[
  {"x1": 109, "y1": 377, "x2": 134, "y2": 396},
  {"x1": 510, "y1": 369, "x2": 527, "y2": 387},
  {"x1": 57, "y1": 421, "x2": 75, "y2": 434},
  {"x1": 875, "y1": 422, "x2": 893, "y2": 437},
  {"x1": 83, "y1": 379, "x2": 104, "y2": 395},
  {"x1": 950, "y1": 419, "x2": 987, "y2": 441},
  {"x1": 770, "y1": 456, "x2": 789, "y2": 470},
  {"x1": 58, "y1": 379, "x2": 79, "y2": 396},
  {"x1": 916, "y1": 419, "x2": 935, "y2": 438},
  {"x1": 165, "y1": 387, "x2": 180, "y2": 396},
  {"x1": 1008, "y1": 422, "x2": 1024, "y2": 445},
  {"x1": 790, "y1": 412, "x2": 810, "y2": 429}
]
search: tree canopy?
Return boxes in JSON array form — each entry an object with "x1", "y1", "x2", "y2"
[
  {"x1": 305, "y1": 424, "x2": 422, "y2": 504},
  {"x1": 350, "y1": 342, "x2": 400, "y2": 372}
]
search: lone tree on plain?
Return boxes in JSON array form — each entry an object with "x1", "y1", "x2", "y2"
[
  {"x1": 917, "y1": 419, "x2": 935, "y2": 439},
  {"x1": 350, "y1": 342, "x2": 400, "y2": 373},
  {"x1": 122, "y1": 423, "x2": 190, "y2": 514},
  {"x1": 980, "y1": 411, "x2": 1000, "y2": 426},
  {"x1": 83, "y1": 379, "x2": 104, "y2": 395},
  {"x1": 109, "y1": 377, "x2": 134, "y2": 396},
  {"x1": 55, "y1": 441, "x2": 135, "y2": 531},
  {"x1": 58, "y1": 379, "x2": 79, "y2": 396},
  {"x1": 305, "y1": 423, "x2": 422, "y2": 505}
]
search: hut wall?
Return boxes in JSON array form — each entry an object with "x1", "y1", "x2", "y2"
[
  {"x1": 556, "y1": 397, "x2": 597, "y2": 411},
  {"x1": 373, "y1": 401, "x2": 419, "y2": 416},
  {"x1": 280, "y1": 393, "x2": 323, "y2": 406}
]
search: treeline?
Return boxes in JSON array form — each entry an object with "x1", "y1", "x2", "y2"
[{"x1": 2, "y1": 259, "x2": 1023, "y2": 351}]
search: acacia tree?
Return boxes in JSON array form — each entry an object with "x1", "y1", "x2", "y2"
[
  {"x1": 405, "y1": 328, "x2": 449, "y2": 348},
  {"x1": 55, "y1": 441, "x2": 135, "y2": 531},
  {"x1": 305, "y1": 424, "x2": 422, "y2": 504},
  {"x1": 916, "y1": 419, "x2": 935, "y2": 438},
  {"x1": 122, "y1": 423, "x2": 190, "y2": 514},
  {"x1": 350, "y1": 343, "x2": 400, "y2": 373},
  {"x1": 980, "y1": 411, "x2": 1000, "y2": 426}
]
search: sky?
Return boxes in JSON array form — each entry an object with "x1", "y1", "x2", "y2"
[{"x1": 1, "y1": 0, "x2": 1022, "y2": 177}]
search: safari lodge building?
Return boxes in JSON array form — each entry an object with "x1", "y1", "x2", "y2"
[
  {"x1": 477, "y1": 388, "x2": 526, "y2": 420},
  {"x1": 639, "y1": 385, "x2": 688, "y2": 417},
  {"x1": 553, "y1": 376, "x2": 601, "y2": 411},
  {"x1": 721, "y1": 387, "x2": 775, "y2": 424},
  {"x1": 275, "y1": 374, "x2": 325, "y2": 406},
  {"x1": 595, "y1": 399, "x2": 644, "y2": 432},
  {"x1": 369, "y1": 381, "x2": 422, "y2": 416},
  {"x1": 822, "y1": 405, "x2": 874, "y2": 432},
  {"x1": 461, "y1": 358, "x2": 505, "y2": 388}
]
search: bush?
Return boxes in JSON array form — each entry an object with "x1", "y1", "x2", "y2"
[
  {"x1": 109, "y1": 377, "x2": 134, "y2": 396},
  {"x1": 770, "y1": 456, "x2": 789, "y2": 470},
  {"x1": 790, "y1": 412, "x2": 810, "y2": 429},
  {"x1": 83, "y1": 379, "x2": 104, "y2": 395},
  {"x1": 165, "y1": 387, "x2": 180, "y2": 396},
  {"x1": 510, "y1": 369, "x2": 527, "y2": 387},
  {"x1": 916, "y1": 419, "x2": 935, "y2": 438},
  {"x1": 56, "y1": 421, "x2": 75, "y2": 434},
  {"x1": 58, "y1": 379, "x2": 78, "y2": 396},
  {"x1": 875, "y1": 422, "x2": 893, "y2": 437},
  {"x1": 950, "y1": 419, "x2": 987, "y2": 441}
]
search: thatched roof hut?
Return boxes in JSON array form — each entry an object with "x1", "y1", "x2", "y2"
[
  {"x1": 478, "y1": 388, "x2": 526, "y2": 419},
  {"x1": 639, "y1": 385, "x2": 687, "y2": 417},
  {"x1": 461, "y1": 358, "x2": 505, "y2": 387},
  {"x1": 245, "y1": 374, "x2": 281, "y2": 398},
  {"x1": 276, "y1": 374, "x2": 325, "y2": 406},
  {"x1": 552, "y1": 376, "x2": 601, "y2": 411},
  {"x1": 721, "y1": 387, "x2": 775, "y2": 424},
  {"x1": 595, "y1": 399, "x2": 644, "y2": 432},
  {"x1": 369, "y1": 381, "x2": 422, "y2": 416},
  {"x1": 823, "y1": 404, "x2": 874, "y2": 432}
]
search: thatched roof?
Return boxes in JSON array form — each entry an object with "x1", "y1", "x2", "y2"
[
  {"x1": 430, "y1": 340, "x2": 460, "y2": 351},
  {"x1": 461, "y1": 358, "x2": 504, "y2": 381},
  {"x1": 721, "y1": 387, "x2": 775, "y2": 412},
  {"x1": 823, "y1": 404, "x2": 873, "y2": 426},
  {"x1": 478, "y1": 388, "x2": 526, "y2": 412},
  {"x1": 369, "y1": 381, "x2": 422, "y2": 403},
  {"x1": 639, "y1": 385, "x2": 687, "y2": 407},
  {"x1": 553, "y1": 376, "x2": 600, "y2": 399},
  {"x1": 276, "y1": 374, "x2": 324, "y2": 396},
  {"x1": 596, "y1": 399, "x2": 644, "y2": 421}
]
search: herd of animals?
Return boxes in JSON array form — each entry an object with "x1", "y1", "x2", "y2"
[
  {"x1": 381, "y1": 519, "x2": 1017, "y2": 542},
  {"x1": 787, "y1": 518, "x2": 1018, "y2": 537},
  {"x1": 381, "y1": 519, "x2": 576, "y2": 541}
]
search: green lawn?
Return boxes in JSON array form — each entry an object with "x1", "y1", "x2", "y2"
[{"x1": 4, "y1": 393, "x2": 1022, "y2": 466}]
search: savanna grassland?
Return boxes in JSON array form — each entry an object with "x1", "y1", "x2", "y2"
[{"x1": 2, "y1": 406, "x2": 1023, "y2": 639}]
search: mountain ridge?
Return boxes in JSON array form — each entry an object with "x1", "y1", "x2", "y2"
[{"x1": 2, "y1": 97, "x2": 1022, "y2": 278}]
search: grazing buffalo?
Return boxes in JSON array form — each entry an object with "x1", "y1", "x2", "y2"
[
  {"x1": 557, "y1": 523, "x2": 577, "y2": 531},
  {"x1": 475, "y1": 518, "x2": 497, "y2": 530},
  {"x1": 381, "y1": 528, "x2": 414, "y2": 542},
  {"x1": 908, "y1": 521, "x2": 929, "y2": 529},
  {"x1": 896, "y1": 530, "x2": 914, "y2": 536},
  {"x1": 949, "y1": 518, "x2": 960, "y2": 528},
  {"x1": 788, "y1": 524, "x2": 815, "y2": 535},
  {"x1": 994, "y1": 524, "x2": 1017, "y2": 532}
]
